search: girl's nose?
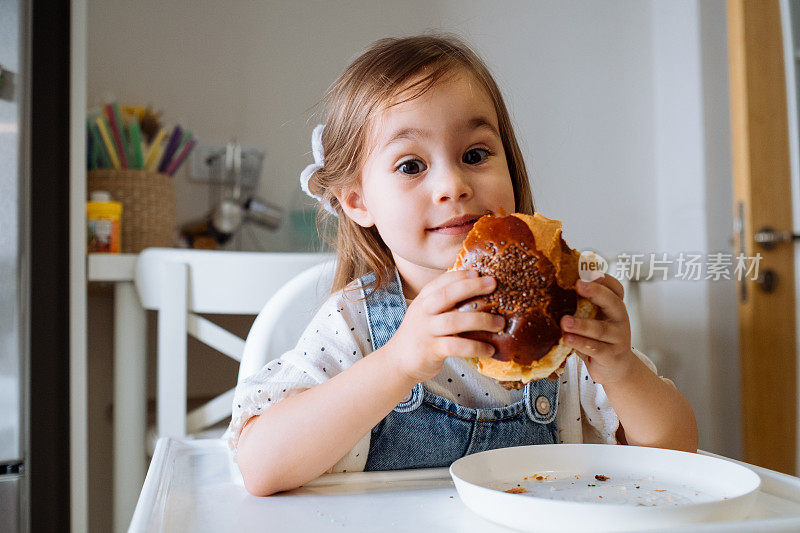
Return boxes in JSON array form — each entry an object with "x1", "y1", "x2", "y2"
[{"x1": 432, "y1": 168, "x2": 473, "y2": 203}]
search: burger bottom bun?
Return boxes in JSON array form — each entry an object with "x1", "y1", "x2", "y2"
[{"x1": 471, "y1": 297, "x2": 597, "y2": 389}]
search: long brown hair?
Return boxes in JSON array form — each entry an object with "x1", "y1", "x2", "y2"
[{"x1": 308, "y1": 33, "x2": 535, "y2": 298}]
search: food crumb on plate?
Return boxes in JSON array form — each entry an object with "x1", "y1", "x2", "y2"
[{"x1": 505, "y1": 487, "x2": 527, "y2": 494}]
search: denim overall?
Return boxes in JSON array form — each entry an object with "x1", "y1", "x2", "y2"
[{"x1": 360, "y1": 270, "x2": 559, "y2": 471}]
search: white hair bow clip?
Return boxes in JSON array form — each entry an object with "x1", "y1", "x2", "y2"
[{"x1": 299, "y1": 124, "x2": 337, "y2": 216}]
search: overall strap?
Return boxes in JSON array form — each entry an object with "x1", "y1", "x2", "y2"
[{"x1": 359, "y1": 269, "x2": 407, "y2": 351}]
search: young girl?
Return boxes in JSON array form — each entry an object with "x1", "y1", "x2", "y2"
[{"x1": 227, "y1": 34, "x2": 698, "y2": 497}]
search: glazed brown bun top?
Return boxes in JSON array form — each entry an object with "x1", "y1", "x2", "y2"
[{"x1": 453, "y1": 212, "x2": 584, "y2": 368}]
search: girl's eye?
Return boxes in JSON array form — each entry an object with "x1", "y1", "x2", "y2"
[
  {"x1": 463, "y1": 147, "x2": 491, "y2": 165},
  {"x1": 396, "y1": 159, "x2": 427, "y2": 175}
]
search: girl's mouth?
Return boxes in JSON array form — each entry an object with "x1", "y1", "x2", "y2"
[
  {"x1": 428, "y1": 221, "x2": 475, "y2": 235},
  {"x1": 427, "y1": 216, "x2": 480, "y2": 235}
]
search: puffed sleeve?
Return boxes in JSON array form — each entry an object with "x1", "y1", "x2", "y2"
[
  {"x1": 578, "y1": 346, "x2": 658, "y2": 444},
  {"x1": 225, "y1": 290, "x2": 372, "y2": 467}
]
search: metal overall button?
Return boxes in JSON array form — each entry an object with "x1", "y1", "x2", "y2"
[{"x1": 535, "y1": 395, "x2": 551, "y2": 416}]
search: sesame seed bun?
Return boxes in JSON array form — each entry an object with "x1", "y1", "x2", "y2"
[{"x1": 452, "y1": 213, "x2": 598, "y2": 389}]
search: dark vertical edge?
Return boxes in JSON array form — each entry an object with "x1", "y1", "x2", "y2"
[{"x1": 29, "y1": 0, "x2": 72, "y2": 530}]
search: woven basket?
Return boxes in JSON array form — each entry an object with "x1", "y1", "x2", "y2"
[{"x1": 88, "y1": 169, "x2": 176, "y2": 253}]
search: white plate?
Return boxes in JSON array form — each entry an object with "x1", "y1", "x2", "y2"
[{"x1": 449, "y1": 444, "x2": 760, "y2": 532}]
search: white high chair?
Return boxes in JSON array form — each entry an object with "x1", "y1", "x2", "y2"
[
  {"x1": 133, "y1": 248, "x2": 334, "y2": 440},
  {"x1": 237, "y1": 259, "x2": 337, "y2": 384}
]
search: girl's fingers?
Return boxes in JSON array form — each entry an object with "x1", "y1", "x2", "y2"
[
  {"x1": 417, "y1": 269, "x2": 479, "y2": 300},
  {"x1": 562, "y1": 331, "x2": 614, "y2": 358},
  {"x1": 592, "y1": 273, "x2": 625, "y2": 300},
  {"x1": 431, "y1": 311, "x2": 504, "y2": 336},
  {"x1": 575, "y1": 279, "x2": 627, "y2": 322},
  {"x1": 432, "y1": 336, "x2": 495, "y2": 359},
  {"x1": 422, "y1": 275, "x2": 496, "y2": 315},
  {"x1": 560, "y1": 315, "x2": 623, "y2": 344}
]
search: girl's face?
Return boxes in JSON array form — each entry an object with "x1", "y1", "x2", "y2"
[{"x1": 340, "y1": 69, "x2": 516, "y2": 294}]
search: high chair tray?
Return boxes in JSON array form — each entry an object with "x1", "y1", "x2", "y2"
[{"x1": 130, "y1": 438, "x2": 800, "y2": 532}]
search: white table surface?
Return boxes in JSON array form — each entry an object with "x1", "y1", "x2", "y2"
[{"x1": 131, "y1": 438, "x2": 800, "y2": 533}]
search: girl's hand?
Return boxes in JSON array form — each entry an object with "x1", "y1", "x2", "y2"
[
  {"x1": 559, "y1": 273, "x2": 637, "y2": 386},
  {"x1": 384, "y1": 269, "x2": 504, "y2": 384}
]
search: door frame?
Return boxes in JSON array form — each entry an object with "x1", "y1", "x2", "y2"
[
  {"x1": 780, "y1": 0, "x2": 800, "y2": 475},
  {"x1": 728, "y1": 0, "x2": 797, "y2": 474}
]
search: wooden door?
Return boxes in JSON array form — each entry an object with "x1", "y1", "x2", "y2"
[{"x1": 728, "y1": 0, "x2": 797, "y2": 474}]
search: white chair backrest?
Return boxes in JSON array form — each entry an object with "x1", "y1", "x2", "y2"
[
  {"x1": 238, "y1": 260, "x2": 337, "y2": 384},
  {"x1": 132, "y1": 247, "x2": 334, "y2": 438}
]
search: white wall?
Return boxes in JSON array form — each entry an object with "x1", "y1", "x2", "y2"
[
  {"x1": 647, "y1": 0, "x2": 738, "y2": 458},
  {"x1": 430, "y1": 0, "x2": 660, "y2": 258},
  {"x1": 87, "y1": 0, "x2": 663, "y2": 256},
  {"x1": 698, "y1": 0, "x2": 740, "y2": 458},
  {"x1": 86, "y1": 0, "x2": 736, "y2": 530}
]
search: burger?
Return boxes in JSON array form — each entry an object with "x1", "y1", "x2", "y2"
[{"x1": 453, "y1": 212, "x2": 598, "y2": 390}]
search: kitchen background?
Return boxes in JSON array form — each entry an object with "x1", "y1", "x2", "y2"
[{"x1": 85, "y1": 0, "x2": 734, "y2": 531}]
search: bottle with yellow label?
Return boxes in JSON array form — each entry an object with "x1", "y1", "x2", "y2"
[{"x1": 87, "y1": 190, "x2": 122, "y2": 253}]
